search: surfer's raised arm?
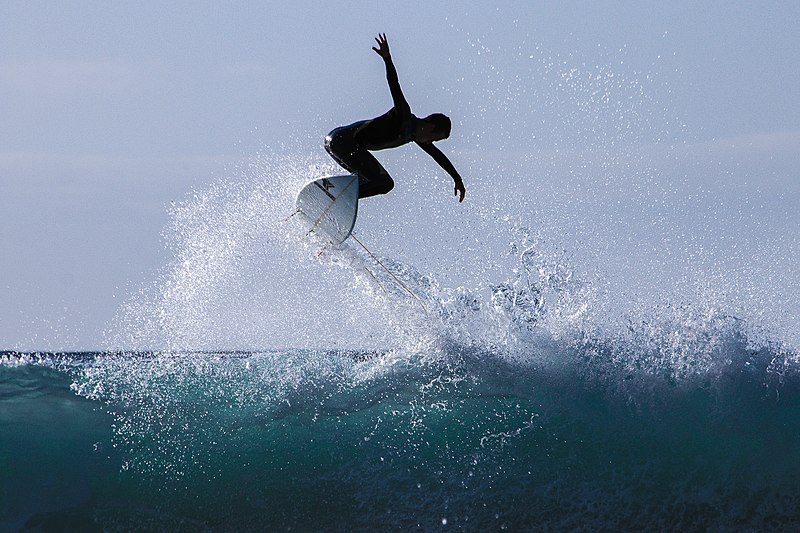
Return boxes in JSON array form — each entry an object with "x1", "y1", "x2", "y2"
[{"x1": 372, "y1": 33, "x2": 410, "y2": 115}]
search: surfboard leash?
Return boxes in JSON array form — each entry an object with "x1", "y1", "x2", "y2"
[
  {"x1": 282, "y1": 207, "x2": 301, "y2": 222},
  {"x1": 361, "y1": 265, "x2": 390, "y2": 295},
  {"x1": 350, "y1": 234, "x2": 428, "y2": 315}
]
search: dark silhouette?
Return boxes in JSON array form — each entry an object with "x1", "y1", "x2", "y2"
[{"x1": 325, "y1": 34, "x2": 466, "y2": 202}]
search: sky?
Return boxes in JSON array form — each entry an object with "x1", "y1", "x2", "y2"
[{"x1": 2, "y1": 1, "x2": 799, "y2": 350}]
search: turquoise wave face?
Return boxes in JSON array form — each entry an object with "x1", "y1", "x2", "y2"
[{"x1": 3, "y1": 342, "x2": 800, "y2": 531}]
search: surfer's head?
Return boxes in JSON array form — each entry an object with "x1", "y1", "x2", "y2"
[{"x1": 416, "y1": 113, "x2": 451, "y2": 142}]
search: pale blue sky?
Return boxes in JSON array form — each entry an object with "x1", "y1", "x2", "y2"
[{"x1": 2, "y1": 2, "x2": 798, "y2": 349}]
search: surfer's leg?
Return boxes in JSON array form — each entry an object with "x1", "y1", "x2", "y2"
[
  {"x1": 325, "y1": 126, "x2": 394, "y2": 199},
  {"x1": 350, "y1": 150, "x2": 393, "y2": 198}
]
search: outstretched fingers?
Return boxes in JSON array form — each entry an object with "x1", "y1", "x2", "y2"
[{"x1": 372, "y1": 33, "x2": 390, "y2": 57}]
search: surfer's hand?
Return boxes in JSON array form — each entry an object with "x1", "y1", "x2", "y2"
[
  {"x1": 372, "y1": 33, "x2": 391, "y2": 59},
  {"x1": 454, "y1": 179, "x2": 466, "y2": 203}
]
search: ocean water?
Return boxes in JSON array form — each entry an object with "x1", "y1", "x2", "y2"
[
  {"x1": 4, "y1": 36, "x2": 800, "y2": 531},
  {"x1": 3, "y1": 244, "x2": 800, "y2": 530},
  {"x1": 3, "y1": 339, "x2": 800, "y2": 531}
]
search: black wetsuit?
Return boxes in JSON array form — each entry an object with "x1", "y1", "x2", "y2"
[
  {"x1": 326, "y1": 52, "x2": 463, "y2": 199},
  {"x1": 324, "y1": 112, "x2": 415, "y2": 198}
]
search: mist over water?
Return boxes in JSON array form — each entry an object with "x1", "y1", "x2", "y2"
[{"x1": 103, "y1": 29, "x2": 799, "y2": 356}]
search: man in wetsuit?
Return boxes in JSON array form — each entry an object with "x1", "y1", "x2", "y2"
[{"x1": 325, "y1": 34, "x2": 466, "y2": 202}]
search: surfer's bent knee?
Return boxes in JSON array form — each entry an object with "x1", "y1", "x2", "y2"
[
  {"x1": 384, "y1": 176, "x2": 394, "y2": 194},
  {"x1": 376, "y1": 173, "x2": 394, "y2": 195}
]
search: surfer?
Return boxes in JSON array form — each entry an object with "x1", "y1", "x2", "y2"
[{"x1": 325, "y1": 33, "x2": 466, "y2": 202}]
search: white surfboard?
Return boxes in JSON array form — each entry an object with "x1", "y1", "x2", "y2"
[{"x1": 295, "y1": 174, "x2": 359, "y2": 244}]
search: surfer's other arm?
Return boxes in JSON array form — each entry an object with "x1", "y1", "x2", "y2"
[
  {"x1": 416, "y1": 141, "x2": 466, "y2": 203},
  {"x1": 372, "y1": 33, "x2": 410, "y2": 114}
]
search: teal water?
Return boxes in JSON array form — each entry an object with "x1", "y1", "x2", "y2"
[{"x1": 3, "y1": 339, "x2": 800, "y2": 531}]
